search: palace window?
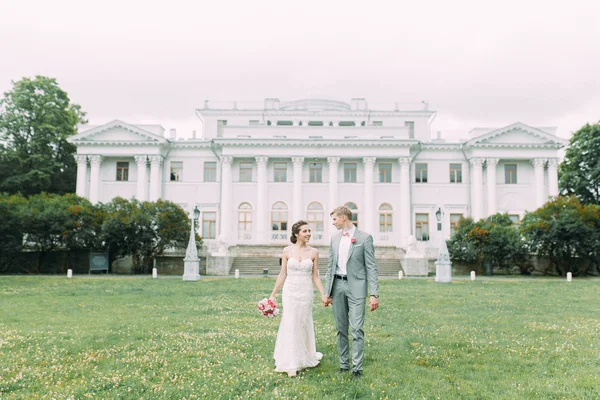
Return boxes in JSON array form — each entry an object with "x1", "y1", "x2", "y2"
[
  {"x1": 271, "y1": 202, "x2": 288, "y2": 232},
  {"x1": 249, "y1": 120, "x2": 259, "y2": 126},
  {"x1": 202, "y1": 212, "x2": 217, "y2": 239},
  {"x1": 450, "y1": 213, "x2": 463, "y2": 236},
  {"x1": 415, "y1": 213, "x2": 429, "y2": 241},
  {"x1": 238, "y1": 203, "x2": 252, "y2": 239},
  {"x1": 450, "y1": 163, "x2": 462, "y2": 183},
  {"x1": 379, "y1": 203, "x2": 393, "y2": 233},
  {"x1": 116, "y1": 162, "x2": 129, "y2": 181},
  {"x1": 379, "y1": 163, "x2": 392, "y2": 183},
  {"x1": 345, "y1": 202, "x2": 359, "y2": 228},
  {"x1": 505, "y1": 164, "x2": 517, "y2": 184},
  {"x1": 372, "y1": 121, "x2": 383, "y2": 126},
  {"x1": 306, "y1": 202, "x2": 324, "y2": 238},
  {"x1": 405, "y1": 121, "x2": 415, "y2": 138},
  {"x1": 277, "y1": 121, "x2": 293, "y2": 126},
  {"x1": 274, "y1": 162, "x2": 287, "y2": 182},
  {"x1": 339, "y1": 121, "x2": 356, "y2": 126},
  {"x1": 308, "y1": 121, "x2": 323, "y2": 126},
  {"x1": 239, "y1": 162, "x2": 253, "y2": 182},
  {"x1": 309, "y1": 162, "x2": 322, "y2": 183},
  {"x1": 415, "y1": 163, "x2": 428, "y2": 183},
  {"x1": 170, "y1": 161, "x2": 183, "y2": 182},
  {"x1": 344, "y1": 163, "x2": 357, "y2": 183},
  {"x1": 204, "y1": 162, "x2": 217, "y2": 182},
  {"x1": 508, "y1": 214, "x2": 520, "y2": 226}
]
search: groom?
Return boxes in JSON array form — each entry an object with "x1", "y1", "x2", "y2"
[{"x1": 322, "y1": 205, "x2": 379, "y2": 379}]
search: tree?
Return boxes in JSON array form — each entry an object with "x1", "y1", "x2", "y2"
[
  {"x1": 447, "y1": 214, "x2": 527, "y2": 274},
  {"x1": 0, "y1": 193, "x2": 26, "y2": 271},
  {"x1": 0, "y1": 76, "x2": 87, "y2": 195},
  {"x1": 100, "y1": 198, "x2": 195, "y2": 273},
  {"x1": 20, "y1": 193, "x2": 100, "y2": 272},
  {"x1": 559, "y1": 121, "x2": 600, "y2": 205},
  {"x1": 520, "y1": 196, "x2": 600, "y2": 276}
]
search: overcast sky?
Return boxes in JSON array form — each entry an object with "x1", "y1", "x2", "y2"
[{"x1": 1, "y1": 0, "x2": 599, "y2": 140}]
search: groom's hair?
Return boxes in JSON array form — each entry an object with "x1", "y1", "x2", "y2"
[{"x1": 330, "y1": 205, "x2": 352, "y2": 219}]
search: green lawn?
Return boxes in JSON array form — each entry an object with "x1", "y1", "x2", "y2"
[{"x1": 1, "y1": 276, "x2": 599, "y2": 399}]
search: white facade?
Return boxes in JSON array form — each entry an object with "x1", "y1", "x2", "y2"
[{"x1": 68, "y1": 98, "x2": 566, "y2": 252}]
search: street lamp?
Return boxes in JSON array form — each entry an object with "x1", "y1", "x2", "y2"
[
  {"x1": 434, "y1": 206, "x2": 452, "y2": 283},
  {"x1": 183, "y1": 206, "x2": 201, "y2": 281}
]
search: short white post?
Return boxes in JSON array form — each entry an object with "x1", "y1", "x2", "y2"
[
  {"x1": 398, "y1": 270, "x2": 404, "y2": 280},
  {"x1": 152, "y1": 268, "x2": 158, "y2": 279},
  {"x1": 67, "y1": 269, "x2": 73, "y2": 279},
  {"x1": 567, "y1": 272, "x2": 572, "y2": 282},
  {"x1": 235, "y1": 269, "x2": 240, "y2": 279},
  {"x1": 471, "y1": 271, "x2": 476, "y2": 281}
]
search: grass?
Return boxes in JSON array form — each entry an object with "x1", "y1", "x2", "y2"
[{"x1": 1, "y1": 276, "x2": 599, "y2": 399}]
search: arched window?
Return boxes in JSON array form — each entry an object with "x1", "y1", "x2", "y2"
[
  {"x1": 306, "y1": 202, "x2": 324, "y2": 239},
  {"x1": 271, "y1": 202, "x2": 288, "y2": 239},
  {"x1": 238, "y1": 203, "x2": 252, "y2": 239},
  {"x1": 345, "y1": 202, "x2": 359, "y2": 228},
  {"x1": 379, "y1": 203, "x2": 393, "y2": 232}
]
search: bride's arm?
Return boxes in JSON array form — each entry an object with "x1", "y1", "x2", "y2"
[
  {"x1": 311, "y1": 249, "x2": 326, "y2": 297},
  {"x1": 269, "y1": 248, "x2": 288, "y2": 301}
]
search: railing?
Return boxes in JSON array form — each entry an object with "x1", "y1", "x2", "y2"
[
  {"x1": 238, "y1": 231, "x2": 252, "y2": 240},
  {"x1": 271, "y1": 232, "x2": 288, "y2": 240}
]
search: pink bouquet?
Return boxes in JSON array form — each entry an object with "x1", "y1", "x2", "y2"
[{"x1": 257, "y1": 298, "x2": 279, "y2": 318}]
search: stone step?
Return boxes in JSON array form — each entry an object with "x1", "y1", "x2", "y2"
[{"x1": 231, "y1": 256, "x2": 403, "y2": 277}]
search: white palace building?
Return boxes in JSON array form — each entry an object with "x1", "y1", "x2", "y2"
[{"x1": 69, "y1": 98, "x2": 567, "y2": 274}]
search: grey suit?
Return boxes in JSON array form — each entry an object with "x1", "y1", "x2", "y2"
[{"x1": 325, "y1": 228, "x2": 379, "y2": 373}]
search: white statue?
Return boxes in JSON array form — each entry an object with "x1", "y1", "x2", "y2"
[{"x1": 405, "y1": 235, "x2": 423, "y2": 258}]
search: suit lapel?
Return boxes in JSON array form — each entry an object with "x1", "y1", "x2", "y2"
[{"x1": 346, "y1": 229, "x2": 360, "y2": 261}]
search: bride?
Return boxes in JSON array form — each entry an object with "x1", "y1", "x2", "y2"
[{"x1": 269, "y1": 220, "x2": 326, "y2": 377}]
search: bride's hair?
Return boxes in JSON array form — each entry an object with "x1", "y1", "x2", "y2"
[{"x1": 290, "y1": 220, "x2": 308, "y2": 244}]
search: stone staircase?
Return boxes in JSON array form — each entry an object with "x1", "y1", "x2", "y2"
[{"x1": 230, "y1": 256, "x2": 403, "y2": 277}]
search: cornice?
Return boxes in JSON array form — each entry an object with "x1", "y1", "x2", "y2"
[
  {"x1": 466, "y1": 143, "x2": 564, "y2": 149},
  {"x1": 196, "y1": 109, "x2": 435, "y2": 118},
  {"x1": 213, "y1": 138, "x2": 415, "y2": 148},
  {"x1": 420, "y1": 143, "x2": 463, "y2": 151},
  {"x1": 72, "y1": 140, "x2": 168, "y2": 147}
]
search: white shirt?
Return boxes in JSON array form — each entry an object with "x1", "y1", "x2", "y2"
[{"x1": 335, "y1": 225, "x2": 356, "y2": 276}]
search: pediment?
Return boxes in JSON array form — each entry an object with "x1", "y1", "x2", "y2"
[
  {"x1": 467, "y1": 122, "x2": 567, "y2": 148},
  {"x1": 69, "y1": 120, "x2": 168, "y2": 144}
]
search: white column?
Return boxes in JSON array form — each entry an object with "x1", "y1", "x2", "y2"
[
  {"x1": 134, "y1": 155, "x2": 148, "y2": 201},
  {"x1": 486, "y1": 158, "x2": 499, "y2": 216},
  {"x1": 547, "y1": 158, "x2": 559, "y2": 198},
  {"x1": 75, "y1": 155, "x2": 88, "y2": 198},
  {"x1": 255, "y1": 156, "x2": 268, "y2": 243},
  {"x1": 88, "y1": 155, "x2": 103, "y2": 204},
  {"x1": 292, "y1": 157, "x2": 304, "y2": 223},
  {"x1": 398, "y1": 157, "x2": 411, "y2": 248},
  {"x1": 327, "y1": 157, "x2": 340, "y2": 239},
  {"x1": 532, "y1": 158, "x2": 546, "y2": 208},
  {"x1": 363, "y1": 157, "x2": 376, "y2": 235},
  {"x1": 469, "y1": 158, "x2": 484, "y2": 221},
  {"x1": 220, "y1": 156, "x2": 233, "y2": 242},
  {"x1": 149, "y1": 155, "x2": 163, "y2": 201}
]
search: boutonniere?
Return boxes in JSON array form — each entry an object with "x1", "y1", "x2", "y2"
[{"x1": 351, "y1": 238, "x2": 357, "y2": 244}]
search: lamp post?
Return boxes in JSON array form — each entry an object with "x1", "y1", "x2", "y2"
[
  {"x1": 434, "y1": 207, "x2": 452, "y2": 283},
  {"x1": 183, "y1": 206, "x2": 201, "y2": 281}
]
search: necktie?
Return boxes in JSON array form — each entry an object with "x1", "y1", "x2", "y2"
[{"x1": 341, "y1": 231, "x2": 350, "y2": 237}]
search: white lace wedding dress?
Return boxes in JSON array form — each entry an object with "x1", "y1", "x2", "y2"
[{"x1": 273, "y1": 257, "x2": 323, "y2": 373}]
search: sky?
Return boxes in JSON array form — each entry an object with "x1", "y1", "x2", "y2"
[{"x1": 1, "y1": 0, "x2": 599, "y2": 140}]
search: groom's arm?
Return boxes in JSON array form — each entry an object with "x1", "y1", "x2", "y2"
[{"x1": 364, "y1": 234, "x2": 379, "y2": 298}]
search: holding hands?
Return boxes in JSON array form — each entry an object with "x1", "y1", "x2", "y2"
[{"x1": 321, "y1": 294, "x2": 332, "y2": 307}]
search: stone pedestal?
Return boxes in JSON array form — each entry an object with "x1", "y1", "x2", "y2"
[
  {"x1": 435, "y1": 239, "x2": 452, "y2": 283},
  {"x1": 183, "y1": 257, "x2": 201, "y2": 281},
  {"x1": 403, "y1": 235, "x2": 428, "y2": 276},
  {"x1": 206, "y1": 253, "x2": 232, "y2": 275},
  {"x1": 182, "y1": 218, "x2": 201, "y2": 281}
]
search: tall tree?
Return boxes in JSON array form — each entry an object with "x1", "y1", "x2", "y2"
[
  {"x1": 559, "y1": 122, "x2": 600, "y2": 205},
  {"x1": 0, "y1": 76, "x2": 87, "y2": 195}
]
